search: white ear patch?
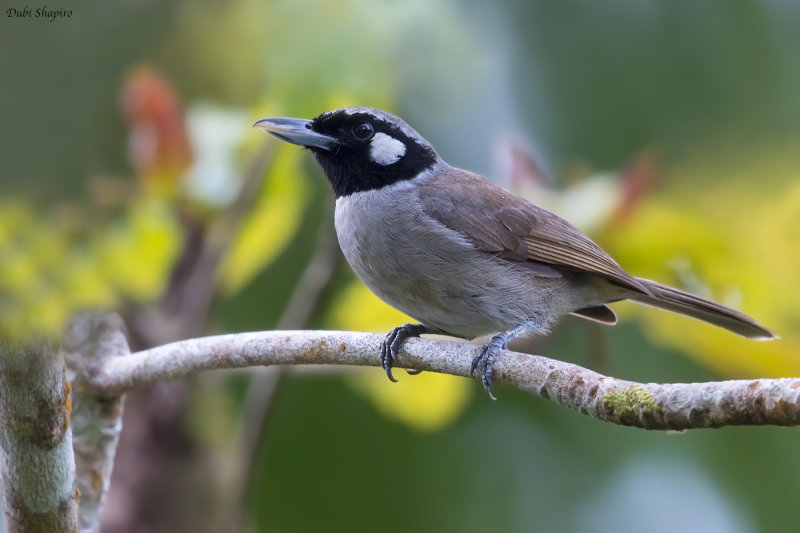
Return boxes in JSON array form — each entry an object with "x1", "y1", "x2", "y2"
[{"x1": 369, "y1": 132, "x2": 406, "y2": 165}]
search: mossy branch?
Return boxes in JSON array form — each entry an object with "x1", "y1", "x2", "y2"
[{"x1": 85, "y1": 328, "x2": 800, "y2": 430}]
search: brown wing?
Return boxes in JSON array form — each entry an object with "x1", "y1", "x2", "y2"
[{"x1": 419, "y1": 168, "x2": 652, "y2": 295}]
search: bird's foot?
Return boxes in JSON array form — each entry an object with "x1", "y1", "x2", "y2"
[
  {"x1": 469, "y1": 321, "x2": 539, "y2": 400},
  {"x1": 380, "y1": 323, "x2": 429, "y2": 382},
  {"x1": 470, "y1": 334, "x2": 508, "y2": 400}
]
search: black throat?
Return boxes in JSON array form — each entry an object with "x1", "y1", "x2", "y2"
[{"x1": 312, "y1": 145, "x2": 438, "y2": 198}]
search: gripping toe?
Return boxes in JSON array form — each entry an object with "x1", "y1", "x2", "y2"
[{"x1": 379, "y1": 323, "x2": 429, "y2": 383}]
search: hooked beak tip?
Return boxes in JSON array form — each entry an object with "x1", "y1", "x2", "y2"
[{"x1": 252, "y1": 118, "x2": 271, "y2": 130}]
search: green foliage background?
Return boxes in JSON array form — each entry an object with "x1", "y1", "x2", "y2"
[{"x1": 3, "y1": 0, "x2": 800, "y2": 531}]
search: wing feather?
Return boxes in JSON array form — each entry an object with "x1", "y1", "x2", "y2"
[{"x1": 419, "y1": 168, "x2": 651, "y2": 294}]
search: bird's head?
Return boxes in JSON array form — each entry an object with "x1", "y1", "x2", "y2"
[{"x1": 254, "y1": 107, "x2": 441, "y2": 197}]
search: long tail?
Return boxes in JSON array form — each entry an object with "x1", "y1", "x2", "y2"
[{"x1": 629, "y1": 278, "x2": 778, "y2": 340}]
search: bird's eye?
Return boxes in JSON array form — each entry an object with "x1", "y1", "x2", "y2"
[{"x1": 352, "y1": 122, "x2": 374, "y2": 141}]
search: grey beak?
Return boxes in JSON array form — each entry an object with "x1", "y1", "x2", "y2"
[{"x1": 253, "y1": 117, "x2": 337, "y2": 150}]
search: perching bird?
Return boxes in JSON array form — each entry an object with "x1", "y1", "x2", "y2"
[{"x1": 254, "y1": 107, "x2": 777, "y2": 398}]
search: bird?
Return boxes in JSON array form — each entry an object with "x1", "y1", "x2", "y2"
[{"x1": 253, "y1": 107, "x2": 777, "y2": 398}]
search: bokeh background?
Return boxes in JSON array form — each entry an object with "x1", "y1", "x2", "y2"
[{"x1": 3, "y1": 0, "x2": 800, "y2": 531}]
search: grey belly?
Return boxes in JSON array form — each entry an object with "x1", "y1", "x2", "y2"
[{"x1": 335, "y1": 194, "x2": 590, "y2": 339}]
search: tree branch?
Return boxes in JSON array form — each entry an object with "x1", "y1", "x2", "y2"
[
  {"x1": 0, "y1": 342, "x2": 79, "y2": 533},
  {"x1": 86, "y1": 330, "x2": 800, "y2": 430}
]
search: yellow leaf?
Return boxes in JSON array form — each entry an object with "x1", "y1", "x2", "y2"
[
  {"x1": 324, "y1": 279, "x2": 473, "y2": 430},
  {"x1": 605, "y1": 149, "x2": 800, "y2": 378},
  {"x1": 349, "y1": 369, "x2": 471, "y2": 432},
  {"x1": 323, "y1": 278, "x2": 414, "y2": 333},
  {"x1": 219, "y1": 144, "x2": 309, "y2": 294},
  {"x1": 97, "y1": 198, "x2": 181, "y2": 302}
]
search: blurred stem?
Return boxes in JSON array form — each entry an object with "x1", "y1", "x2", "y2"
[
  {"x1": 231, "y1": 204, "x2": 340, "y2": 530},
  {"x1": 242, "y1": 203, "x2": 339, "y2": 437},
  {"x1": 109, "y1": 142, "x2": 276, "y2": 533},
  {"x1": 62, "y1": 314, "x2": 130, "y2": 533},
  {"x1": 130, "y1": 142, "x2": 275, "y2": 347},
  {"x1": 1, "y1": 476, "x2": 5, "y2": 532},
  {"x1": 86, "y1": 330, "x2": 800, "y2": 430},
  {"x1": 274, "y1": 204, "x2": 339, "y2": 331}
]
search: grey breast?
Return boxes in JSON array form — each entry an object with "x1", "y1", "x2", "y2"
[{"x1": 333, "y1": 168, "x2": 583, "y2": 338}]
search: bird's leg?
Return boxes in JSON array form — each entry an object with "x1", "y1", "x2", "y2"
[
  {"x1": 381, "y1": 323, "x2": 439, "y2": 382},
  {"x1": 471, "y1": 321, "x2": 539, "y2": 400}
]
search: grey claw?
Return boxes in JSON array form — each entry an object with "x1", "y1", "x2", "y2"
[
  {"x1": 469, "y1": 349, "x2": 484, "y2": 377},
  {"x1": 482, "y1": 376, "x2": 497, "y2": 401},
  {"x1": 380, "y1": 340, "x2": 398, "y2": 382},
  {"x1": 473, "y1": 337, "x2": 503, "y2": 399}
]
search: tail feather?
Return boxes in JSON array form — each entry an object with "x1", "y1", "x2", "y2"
[{"x1": 629, "y1": 278, "x2": 778, "y2": 341}]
